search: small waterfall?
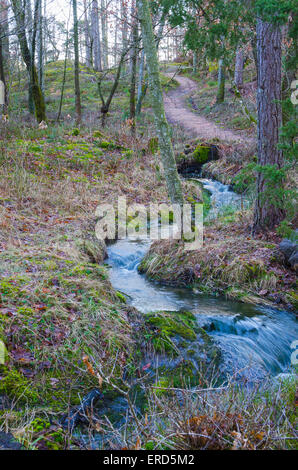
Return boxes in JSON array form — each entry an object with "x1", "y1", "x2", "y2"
[{"x1": 107, "y1": 180, "x2": 297, "y2": 380}]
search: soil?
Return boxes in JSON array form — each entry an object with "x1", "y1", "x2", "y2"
[{"x1": 164, "y1": 75, "x2": 249, "y2": 143}]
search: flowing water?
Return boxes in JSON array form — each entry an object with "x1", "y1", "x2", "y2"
[
  {"x1": 196, "y1": 178, "x2": 250, "y2": 219},
  {"x1": 107, "y1": 179, "x2": 297, "y2": 381}
]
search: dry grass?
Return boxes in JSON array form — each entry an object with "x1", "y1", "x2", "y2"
[
  {"x1": 139, "y1": 212, "x2": 297, "y2": 307},
  {"x1": 67, "y1": 366, "x2": 297, "y2": 450}
]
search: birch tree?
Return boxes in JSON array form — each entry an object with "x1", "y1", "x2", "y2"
[{"x1": 137, "y1": 0, "x2": 184, "y2": 204}]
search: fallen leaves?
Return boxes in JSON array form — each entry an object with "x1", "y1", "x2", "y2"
[
  {"x1": 10, "y1": 347, "x2": 35, "y2": 364},
  {"x1": 82, "y1": 354, "x2": 96, "y2": 376}
]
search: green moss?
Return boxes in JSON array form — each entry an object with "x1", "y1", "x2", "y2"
[
  {"x1": 0, "y1": 368, "x2": 39, "y2": 403},
  {"x1": 68, "y1": 263, "x2": 107, "y2": 280},
  {"x1": 43, "y1": 260, "x2": 58, "y2": 271},
  {"x1": 30, "y1": 417, "x2": 50, "y2": 433},
  {"x1": 245, "y1": 262, "x2": 267, "y2": 280},
  {"x1": 146, "y1": 310, "x2": 197, "y2": 341},
  {"x1": 145, "y1": 441, "x2": 155, "y2": 450},
  {"x1": 154, "y1": 378, "x2": 171, "y2": 396},
  {"x1": 202, "y1": 188, "x2": 212, "y2": 216},
  {"x1": 93, "y1": 130, "x2": 105, "y2": 138},
  {"x1": 16, "y1": 307, "x2": 35, "y2": 316},
  {"x1": 116, "y1": 291, "x2": 127, "y2": 303},
  {"x1": 0, "y1": 279, "x2": 20, "y2": 297},
  {"x1": 192, "y1": 145, "x2": 210, "y2": 164},
  {"x1": 286, "y1": 291, "x2": 298, "y2": 310},
  {"x1": 98, "y1": 140, "x2": 114, "y2": 149},
  {"x1": 122, "y1": 149, "x2": 134, "y2": 159},
  {"x1": 156, "y1": 360, "x2": 197, "y2": 389},
  {"x1": 20, "y1": 418, "x2": 67, "y2": 450},
  {"x1": 148, "y1": 137, "x2": 159, "y2": 154},
  {"x1": 145, "y1": 310, "x2": 198, "y2": 354}
]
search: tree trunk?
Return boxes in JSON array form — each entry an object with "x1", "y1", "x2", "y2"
[
  {"x1": 253, "y1": 19, "x2": 284, "y2": 234},
  {"x1": 234, "y1": 46, "x2": 244, "y2": 88},
  {"x1": 120, "y1": 0, "x2": 128, "y2": 73},
  {"x1": 37, "y1": 0, "x2": 44, "y2": 95},
  {"x1": 73, "y1": 0, "x2": 81, "y2": 124},
  {"x1": 83, "y1": 0, "x2": 92, "y2": 67},
  {"x1": 0, "y1": 30, "x2": 7, "y2": 113},
  {"x1": 193, "y1": 51, "x2": 198, "y2": 75},
  {"x1": 136, "y1": 47, "x2": 145, "y2": 115},
  {"x1": 0, "y1": 0, "x2": 9, "y2": 112},
  {"x1": 216, "y1": 58, "x2": 225, "y2": 104},
  {"x1": 25, "y1": 0, "x2": 35, "y2": 114},
  {"x1": 137, "y1": 0, "x2": 184, "y2": 205},
  {"x1": 129, "y1": 0, "x2": 138, "y2": 135},
  {"x1": 98, "y1": 50, "x2": 127, "y2": 127},
  {"x1": 0, "y1": 0, "x2": 9, "y2": 68},
  {"x1": 57, "y1": 25, "x2": 70, "y2": 121},
  {"x1": 91, "y1": 0, "x2": 102, "y2": 71},
  {"x1": 100, "y1": 0, "x2": 108, "y2": 69},
  {"x1": 281, "y1": 12, "x2": 297, "y2": 127},
  {"x1": 136, "y1": 6, "x2": 168, "y2": 116},
  {"x1": 251, "y1": 35, "x2": 258, "y2": 79},
  {"x1": 11, "y1": 0, "x2": 46, "y2": 122}
]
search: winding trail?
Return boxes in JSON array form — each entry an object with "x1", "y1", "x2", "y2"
[{"x1": 164, "y1": 75, "x2": 245, "y2": 143}]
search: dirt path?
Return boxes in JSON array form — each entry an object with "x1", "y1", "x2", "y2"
[{"x1": 164, "y1": 75, "x2": 245, "y2": 143}]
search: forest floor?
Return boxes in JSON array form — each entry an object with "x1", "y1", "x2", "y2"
[{"x1": 0, "y1": 61, "x2": 296, "y2": 449}]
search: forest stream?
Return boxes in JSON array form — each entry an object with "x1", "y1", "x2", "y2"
[{"x1": 107, "y1": 178, "x2": 297, "y2": 382}]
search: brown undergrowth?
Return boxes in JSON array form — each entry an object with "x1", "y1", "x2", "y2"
[{"x1": 139, "y1": 212, "x2": 297, "y2": 310}]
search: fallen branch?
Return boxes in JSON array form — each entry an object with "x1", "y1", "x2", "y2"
[{"x1": 61, "y1": 388, "x2": 104, "y2": 432}]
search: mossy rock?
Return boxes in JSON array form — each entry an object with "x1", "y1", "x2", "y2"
[
  {"x1": 144, "y1": 309, "x2": 222, "y2": 385},
  {"x1": 146, "y1": 310, "x2": 197, "y2": 341},
  {"x1": 156, "y1": 360, "x2": 198, "y2": 389},
  {"x1": 192, "y1": 145, "x2": 210, "y2": 164},
  {"x1": 177, "y1": 143, "x2": 219, "y2": 175}
]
